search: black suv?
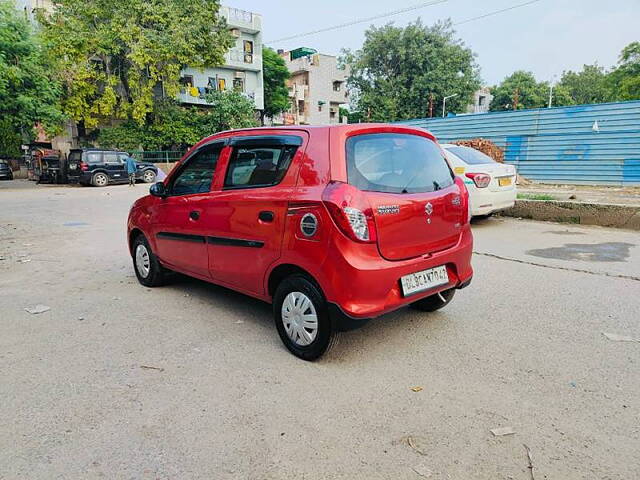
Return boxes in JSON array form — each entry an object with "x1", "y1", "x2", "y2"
[
  {"x1": 67, "y1": 149, "x2": 158, "y2": 187},
  {"x1": 0, "y1": 159, "x2": 14, "y2": 180}
]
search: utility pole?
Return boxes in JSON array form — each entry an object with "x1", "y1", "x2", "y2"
[
  {"x1": 513, "y1": 88, "x2": 519, "y2": 111},
  {"x1": 442, "y1": 94, "x2": 458, "y2": 118},
  {"x1": 429, "y1": 93, "x2": 434, "y2": 118},
  {"x1": 548, "y1": 75, "x2": 557, "y2": 108}
]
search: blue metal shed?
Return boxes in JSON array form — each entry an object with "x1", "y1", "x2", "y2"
[{"x1": 396, "y1": 100, "x2": 640, "y2": 186}]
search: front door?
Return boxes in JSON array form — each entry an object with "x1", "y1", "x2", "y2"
[
  {"x1": 204, "y1": 134, "x2": 306, "y2": 295},
  {"x1": 149, "y1": 144, "x2": 223, "y2": 278}
]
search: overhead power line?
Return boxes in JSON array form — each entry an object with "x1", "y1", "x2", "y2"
[
  {"x1": 453, "y1": 0, "x2": 543, "y2": 26},
  {"x1": 265, "y1": 0, "x2": 447, "y2": 44}
]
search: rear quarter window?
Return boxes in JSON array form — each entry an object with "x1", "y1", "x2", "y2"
[{"x1": 346, "y1": 133, "x2": 454, "y2": 194}]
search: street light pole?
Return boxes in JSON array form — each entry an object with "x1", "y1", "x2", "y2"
[{"x1": 442, "y1": 94, "x2": 458, "y2": 118}]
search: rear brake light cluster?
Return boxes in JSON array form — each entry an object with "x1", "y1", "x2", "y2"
[
  {"x1": 465, "y1": 172, "x2": 491, "y2": 188},
  {"x1": 322, "y1": 182, "x2": 377, "y2": 243},
  {"x1": 79, "y1": 161, "x2": 88, "y2": 171}
]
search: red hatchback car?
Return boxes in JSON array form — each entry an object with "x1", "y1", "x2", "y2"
[{"x1": 127, "y1": 124, "x2": 473, "y2": 360}]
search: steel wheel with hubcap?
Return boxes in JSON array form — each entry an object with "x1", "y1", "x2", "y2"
[
  {"x1": 142, "y1": 170, "x2": 156, "y2": 183},
  {"x1": 273, "y1": 274, "x2": 338, "y2": 360},
  {"x1": 92, "y1": 172, "x2": 108, "y2": 187},
  {"x1": 281, "y1": 291, "x2": 318, "y2": 346},
  {"x1": 132, "y1": 234, "x2": 167, "y2": 287}
]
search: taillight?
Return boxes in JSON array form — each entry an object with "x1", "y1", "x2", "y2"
[
  {"x1": 465, "y1": 172, "x2": 491, "y2": 188},
  {"x1": 322, "y1": 182, "x2": 377, "y2": 243},
  {"x1": 79, "y1": 161, "x2": 88, "y2": 171}
]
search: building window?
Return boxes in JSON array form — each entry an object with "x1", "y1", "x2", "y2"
[
  {"x1": 243, "y1": 40, "x2": 254, "y2": 63},
  {"x1": 217, "y1": 78, "x2": 227, "y2": 91},
  {"x1": 297, "y1": 100, "x2": 305, "y2": 114},
  {"x1": 333, "y1": 81, "x2": 342, "y2": 92},
  {"x1": 233, "y1": 78, "x2": 244, "y2": 92},
  {"x1": 180, "y1": 75, "x2": 193, "y2": 87},
  {"x1": 478, "y1": 95, "x2": 486, "y2": 106}
]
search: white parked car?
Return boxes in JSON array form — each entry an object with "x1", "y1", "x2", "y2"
[{"x1": 441, "y1": 144, "x2": 517, "y2": 217}]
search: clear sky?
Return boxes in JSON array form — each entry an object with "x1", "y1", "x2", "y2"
[{"x1": 229, "y1": 0, "x2": 640, "y2": 85}]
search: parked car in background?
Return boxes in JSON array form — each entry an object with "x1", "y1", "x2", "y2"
[
  {"x1": 127, "y1": 125, "x2": 474, "y2": 360},
  {"x1": 67, "y1": 148, "x2": 158, "y2": 187},
  {"x1": 0, "y1": 159, "x2": 13, "y2": 180},
  {"x1": 441, "y1": 144, "x2": 517, "y2": 217}
]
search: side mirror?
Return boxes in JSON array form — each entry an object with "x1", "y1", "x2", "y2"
[{"x1": 150, "y1": 182, "x2": 166, "y2": 197}]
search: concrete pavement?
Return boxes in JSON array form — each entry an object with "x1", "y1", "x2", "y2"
[{"x1": 1, "y1": 183, "x2": 639, "y2": 479}]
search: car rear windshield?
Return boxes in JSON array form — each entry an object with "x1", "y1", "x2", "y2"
[
  {"x1": 446, "y1": 146, "x2": 495, "y2": 165},
  {"x1": 346, "y1": 133, "x2": 454, "y2": 194}
]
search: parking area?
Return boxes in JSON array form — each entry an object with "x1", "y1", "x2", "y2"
[{"x1": 1, "y1": 182, "x2": 639, "y2": 479}]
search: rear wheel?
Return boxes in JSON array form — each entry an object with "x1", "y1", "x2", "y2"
[
  {"x1": 410, "y1": 288, "x2": 455, "y2": 312},
  {"x1": 92, "y1": 172, "x2": 108, "y2": 187},
  {"x1": 273, "y1": 275, "x2": 338, "y2": 361},
  {"x1": 142, "y1": 169, "x2": 156, "y2": 183},
  {"x1": 132, "y1": 234, "x2": 167, "y2": 287}
]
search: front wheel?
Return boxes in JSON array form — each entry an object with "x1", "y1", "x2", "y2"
[
  {"x1": 142, "y1": 169, "x2": 156, "y2": 184},
  {"x1": 273, "y1": 275, "x2": 338, "y2": 361},
  {"x1": 410, "y1": 288, "x2": 456, "y2": 312},
  {"x1": 132, "y1": 234, "x2": 167, "y2": 287}
]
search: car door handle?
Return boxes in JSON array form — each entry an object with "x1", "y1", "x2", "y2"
[
  {"x1": 259, "y1": 211, "x2": 274, "y2": 222},
  {"x1": 189, "y1": 211, "x2": 200, "y2": 221}
]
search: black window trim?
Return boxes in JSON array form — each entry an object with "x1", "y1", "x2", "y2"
[
  {"x1": 165, "y1": 140, "x2": 226, "y2": 197},
  {"x1": 222, "y1": 136, "x2": 302, "y2": 191}
]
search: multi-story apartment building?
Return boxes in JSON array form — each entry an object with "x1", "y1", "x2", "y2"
[
  {"x1": 279, "y1": 49, "x2": 349, "y2": 125},
  {"x1": 179, "y1": 6, "x2": 264, "y2": 111}
]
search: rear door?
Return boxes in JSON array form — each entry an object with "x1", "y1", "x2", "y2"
[
  {"x1": 204, "y1": 134, "x2": 306, "y2": 295},
  {"x1": 346, "y1": 133, "x2": 465, "y2": 261}
]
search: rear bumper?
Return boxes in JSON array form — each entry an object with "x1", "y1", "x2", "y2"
[
  {"x1": 322, "y1": 224, "x2": 474, "y2": 320},
  {"x1": 470, "y1": 188, "x2": 516, "y2": 216}
]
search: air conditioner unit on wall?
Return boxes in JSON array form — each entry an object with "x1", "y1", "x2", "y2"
[
  {"x1": 230, "y1": 28, "x2": 241, "y2": 37},
  {"x1": 234, "y1": 71, "x2": 246, "y2": 79}
]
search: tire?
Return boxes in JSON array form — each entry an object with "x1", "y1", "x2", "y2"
[
  {"x1": 142, "y1": 169, "x2": 157, "y2": 184},
  {"x1": 410, "y1": 288, "x2": 456, "y2": 312},
  {"x1": 92, "y1": 172, "x2": 109, "y2": 187},
  {"x1": 132, "y1": 234, "x2": 167, "y2": 287},
  {"x1": 273, "y1": 274, "x2": 338, "y2": 361}
]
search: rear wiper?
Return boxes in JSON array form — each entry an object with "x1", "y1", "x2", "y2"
[{"x1": 433, "y1": 180, "x2": 441, "y2": 191}]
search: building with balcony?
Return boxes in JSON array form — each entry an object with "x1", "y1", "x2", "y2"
[
  {"x1": 278, "y1": 49, "x2": 349, "y2": 125},
  {"x1": 178, "y1": 6, "x2": 264, "y2": 110}
]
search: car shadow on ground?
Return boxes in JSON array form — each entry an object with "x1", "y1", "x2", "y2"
[{"x1": 158, "y1": 272, "x2": 453, "y2": 363}]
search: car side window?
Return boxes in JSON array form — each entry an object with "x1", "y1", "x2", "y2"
[
  {"x1": 168, "y1": 146, "x2": 221, "y2": 196},
  {"x1": 117, "y1": 154, "x2": 129, "y2": 164},
  {"x1": 224, "y1": 145, "x2": 297, "y2": 189},
  {"x1": 85, "y1": 152, "x2": 102, "y2": 164},
  {"x1": 103, "y1": 153, "x2": 119, "y2": 164}
]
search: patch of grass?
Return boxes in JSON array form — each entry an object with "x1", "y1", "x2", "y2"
[{"x1": 517, "y1": 193, "x2": 557, "y2": 201}]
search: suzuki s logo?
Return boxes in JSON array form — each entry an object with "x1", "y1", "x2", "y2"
[{"x1": 425, "y1": 202, "x2": 433, "y2": 215}]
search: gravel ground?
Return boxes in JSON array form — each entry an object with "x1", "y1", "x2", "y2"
[{"x1": 1, "y1": 182, "x2": 639, "y2": 479}]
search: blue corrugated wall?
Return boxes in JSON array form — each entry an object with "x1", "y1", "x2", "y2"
[{"x1": 396, "y1": 101, "x2": 640, "y2": 186}]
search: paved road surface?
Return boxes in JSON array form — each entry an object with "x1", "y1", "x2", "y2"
[{"x1": 1, "y1": 183, "x2": 639, "y2": 479}]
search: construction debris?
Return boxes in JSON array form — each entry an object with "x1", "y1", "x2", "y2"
[
  {"x1": 603, "y1": 332, "x2": 640, "y2": 343},
  {"x1": 490, "y1": 426, "x2": 515, "y2": 437},
  {"x1": 24, "y1": 304, "x2": 51, "y2": 315},
  {"x1": 452, "y1": 138, "x2": 505, "y2": 163}
]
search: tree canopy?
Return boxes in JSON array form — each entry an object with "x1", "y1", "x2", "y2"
[
  {"x1": 608, "y1": 41, "x2": 640, "y2": 101},
  {"x1": 97, "y1": 91, "x2": 258, "y2": 151},
  {"x1": 343, "y1": 19, "x2": 481, "y2": 122},
  {"x1": 39, "y1": 0, "x2": 234, "y2": 129},
  {"x1": 490, "y1": 70, "x2": 572, "y2": 111},
  {"x1": 559, "y1": 64, "x2": 612, "y2": 105},
  {"x1": 0, "y1": 0, "x2": 63, "y2": 157},
  {"x1": 262, "y1": 47, "x2": 290, "y2": 124}
]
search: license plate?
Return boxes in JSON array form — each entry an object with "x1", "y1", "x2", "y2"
[
  {"x1": 400, "y1": 265, "x2": 449, "y2": 297},
  {"x1": 498, "y1": 177, "x2": 512, "y2": 187}
]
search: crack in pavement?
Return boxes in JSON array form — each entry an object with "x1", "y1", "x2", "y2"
[{"x1": 473, "y1": 251, "x2": 640, "y2": 282}]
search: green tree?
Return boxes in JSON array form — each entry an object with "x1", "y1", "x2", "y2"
[
  {"x1": 559, "y1": 64, "x2": 612, "y2": 105},
  {"x1": 608, "y1": 41, "x2": 640, "y2": 101},
  {"x1": 490, "y1": 71, "x2": 549, "y2": 111},
  {"x1": 98, "y1": 92, "x2": 257, "y2": 151},
  {"x1": 343, "y1": 19, "x2": 481, "y2": 122},
  {"x1": 0, "y1": 0, "x2": 63, "y2": 157},
  {"x1": 262, "y1": 47, "x2": 290, "y2": 125},
  {"x1": 39, "y1": 0, "x2": 234, "y2": 129}
]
